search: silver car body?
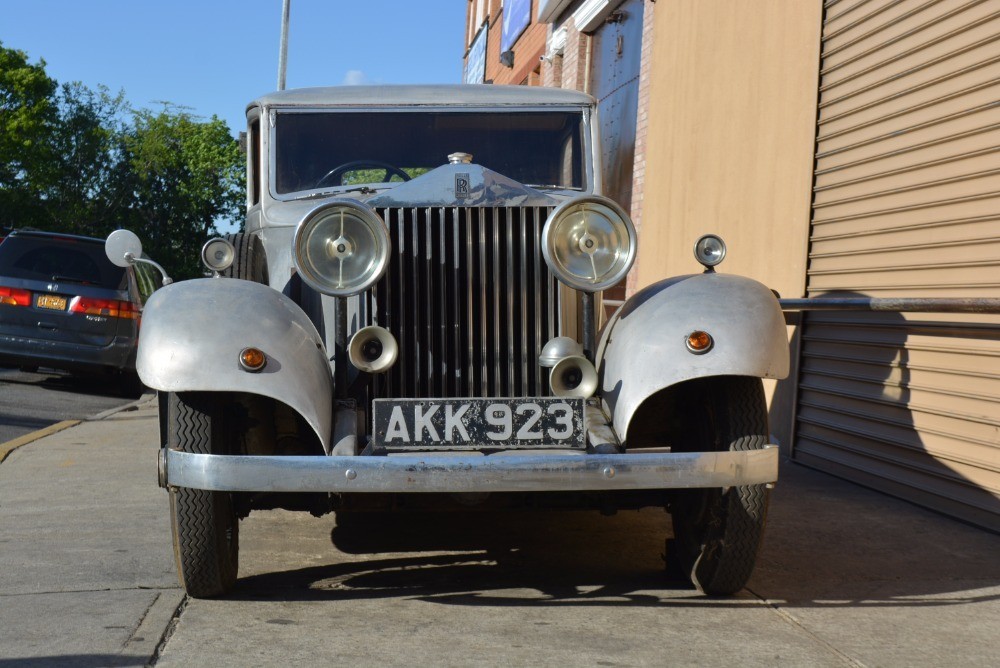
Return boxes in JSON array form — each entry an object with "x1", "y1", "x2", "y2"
[
  {"x1": 598, "y1": 273, "x2": 789, "y2": 442},
  {"x1": 136, "y1": 85, "x2": 788, "y2": 493},
  {"x1": 136, "y1": 278, "x2": 334, "y2": 450}
]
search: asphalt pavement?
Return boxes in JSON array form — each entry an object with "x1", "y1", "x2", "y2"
[
  {"x1": 1, "y1": 398, "x2": 998, "y2": 666},
  {"x1": 0, "y1": 368, "x2": 136, "y2": 443}
]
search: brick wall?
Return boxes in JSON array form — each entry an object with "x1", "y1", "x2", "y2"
[
  {"x1": 465, "y1": 0, "x2": 547, "y2": 86},
  {"x1": 560, "y1": 18, "x2": 590, "y2": 93},
  {"x1": 541, "y1": 27, "x2": 562, "y2": 87}
]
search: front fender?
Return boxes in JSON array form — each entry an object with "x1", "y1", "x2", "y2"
[
  {"x1": 597, "y1": 273, "x2": 789, "y2": 442},
  {"x1": 137, "y1": 278, "x2": 333, "y2": 451}
]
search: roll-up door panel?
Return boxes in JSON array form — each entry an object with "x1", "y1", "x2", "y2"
[
  {"x1": 821, "y1": 11, "x2": 1000, "y2": 92},
  {"x1": 809, "y1": 193, "x2": 1000, "y2": 244},
  {"x1": 821, "y1": 0, "x2": 1000, "y2": 77},
  {"x1": 814, "y1": 134, "x2": 1000, "y2": 192},
  {"x1": 819, "y1": 35, "x2": 1000, "y2": 110},
  {"x1": 796, "y1": 0, "x2": 1000, "y2": 530},
  {"x1": 812, "y1": 163, "x2": 1000, "y2": 212},
  {"x1": 817, "y1": 77, "x2": 1000, "y2": 141},
  {"x1": 815, "y1": 112, "x2": 1000, "y2": 170}
]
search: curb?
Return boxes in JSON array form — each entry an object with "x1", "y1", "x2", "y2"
[
  {"x1": 0, "y1": 420, "x2": 81, "y2": 464},
  {"x1": 88, "y1": 391, "x2": 157, "y2": 421},
  {"x1": 0, "y1": 391, "x2": 156, "y2": 464}
]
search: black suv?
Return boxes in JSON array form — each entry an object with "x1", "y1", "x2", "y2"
[{"x1": 0, "y1": 230, "x2": 153, "y2": 395}]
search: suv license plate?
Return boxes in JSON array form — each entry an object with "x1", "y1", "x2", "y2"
[
  {"x1": 36, "y1": 294, "x2": 67, "y2": 310},
  {"x1": 373, "y1": 397, "x2": 585, "y2": 450}
]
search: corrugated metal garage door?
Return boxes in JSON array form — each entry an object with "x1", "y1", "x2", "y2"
[{"x1": 795, "y1": 0, "x2": 1000, "y2": 531}]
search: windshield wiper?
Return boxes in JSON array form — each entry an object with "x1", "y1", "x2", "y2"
[
  {"x1": 525, "y1": 184, "x2": 585, "y2": 191},
  {"x1": 296, "y1": 184, "x2": 389, "y2": 200},
  {"x1": 50, "y1": 275, "x2": 92, "y2": 285}
]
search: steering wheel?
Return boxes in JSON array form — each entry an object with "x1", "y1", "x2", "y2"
[{"x1": 314, "y1": 160, "x2": 411, "y2": 188}]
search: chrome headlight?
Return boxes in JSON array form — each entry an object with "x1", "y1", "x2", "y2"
[
  {"x1": 201, "y1": 238, "x2": 235, "y2": 273},
  {"x1": 693, "y1": 234, "x2": 726, "y2": 269},
  {"x1": 541, "y1": 196, "x2": 637, "y2": 292},
  {"x1": 293, "y1": 200, "x2": 390, "y2": 297}
]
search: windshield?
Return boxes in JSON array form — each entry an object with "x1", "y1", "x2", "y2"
[{"x1": 272, "y1": 110, "x2": 585, "y2": 195}]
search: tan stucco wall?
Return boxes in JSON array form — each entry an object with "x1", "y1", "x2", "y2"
[
  {"x1": 634, "y1": 1, "x2": 823, "y2": 448},
  {"x1": 635, "y1": 0, "x2": 822, "y2": 297}
]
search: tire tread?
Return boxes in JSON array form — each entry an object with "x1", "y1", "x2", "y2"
[
  {"x1": 674, "y1": 377, "x2": 771, "y2": 595},
  {"x1": 168, "y1": 393, "x2": 238, "y2": 598}
]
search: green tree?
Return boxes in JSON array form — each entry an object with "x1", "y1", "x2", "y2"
[
  {"x1": 115, "y1": 106, "x2": 244, "y2": 279},
  {"x1": 41, "y1": 82, "x2": 129, "y2": 236},
  {"x1": 0, "y1": 41, "x2": 58, "y2": 227},
  {"x1": 1, "y1": 43, "x2": 245, "y2": 278}
]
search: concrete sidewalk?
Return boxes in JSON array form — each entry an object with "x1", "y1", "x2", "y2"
[
  {"x1": 1, "y1": 398, "x2": 998, "y2": 666},
  {"x1": 0, "y1": 398, "x2": 183, "y2": 667}
]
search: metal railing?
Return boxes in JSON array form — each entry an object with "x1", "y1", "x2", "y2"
[{"x1": 779, "y1": 297, "x2": 1000, "y2": 313}]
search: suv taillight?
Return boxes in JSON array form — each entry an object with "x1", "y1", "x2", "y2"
[
  {"x1": 69, "y1": 296, "x2": 140, "y2": 319},
  {"x1": 0, "y1": 286, "x2": 31, "y2": 306}
]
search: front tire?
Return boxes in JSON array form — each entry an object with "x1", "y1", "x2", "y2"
[
  {"x1": 670, "y1": 377, "x2": 770, "y2": 595},
  {"x1": 166, "y1": 392, "x2": 239, "y2": 598}
]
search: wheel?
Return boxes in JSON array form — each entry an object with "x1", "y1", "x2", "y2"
[
  {"x1": 222, "y1": 233, "x2": 268, "y2": 284},
  {"x1": 669, "y1": 377, "x2": 770, "y2": 595},
  {"x1": 314, "y1": 160, "x2": 411, "y2": 188},
  {"x1": 166, "y1": 392, "x2": 239, "y2": 598}
]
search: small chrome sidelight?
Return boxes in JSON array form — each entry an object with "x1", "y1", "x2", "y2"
[
  {"x1": 693, "y1": 234, "x2": 727, "y2": 270},
  {"x1": 201, "y1": 238, "x2": 236, "y2": 275},
  {"x1": 685, "y1": 330, "x2": 714, "y2": 354},
  {"x1": 238, "y1": 347, "x2": 267, "y2": 372}
]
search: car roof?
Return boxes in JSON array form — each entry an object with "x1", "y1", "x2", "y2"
[
  {"x1": 249, "y1": 85, "x2": 596, "y2": 111},
  {"x1": 7, "y1": 229, "x2": 104, "y2": 245}
]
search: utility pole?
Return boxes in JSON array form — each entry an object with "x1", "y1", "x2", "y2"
[{"x1": 277, "y1": 0, "x2": 291, "y2": 90}]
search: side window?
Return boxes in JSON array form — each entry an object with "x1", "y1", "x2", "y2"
[
  {"x1": 131, "y1": 261, "x2": 163, "y2": 305},
  {"x1": 249, "y1": 118, "x2": 261, "y2": 206}
]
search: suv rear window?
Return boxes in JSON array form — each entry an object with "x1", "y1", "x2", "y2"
[{"x1": 0, "y1": 236, "x2": 126, "y2": 290}]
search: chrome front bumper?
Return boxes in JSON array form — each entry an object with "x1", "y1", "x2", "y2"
[{"x1": 160, "y1": 446, "x2": 779, "y2": 493}]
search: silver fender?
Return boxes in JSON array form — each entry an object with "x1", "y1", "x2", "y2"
[
  {"x1": 137, "y1": 278, "x2": 333, "y2": 451},
  {"x1": 597, "y1": 273, "x2": 789, "y2": 442}
]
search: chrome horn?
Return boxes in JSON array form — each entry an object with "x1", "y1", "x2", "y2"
[
  {"x1": 348, "y1": 326, "x2": 399, "y2": 374},
  {"x1": 549, "y1": 355, "x2": 598, "y2": 398}
]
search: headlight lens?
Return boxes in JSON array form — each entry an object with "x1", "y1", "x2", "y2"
[
  {"x1": 541, "y1": 196, "x2": 637, "y2": 292},
  {"x1": 293, "y1": 200, "x2": 390, "y2": 296},
  {"x1": 693, "y1": 234, "x2": 727, "y2": 269},
  {"x1": 201, "y1": 238, "x2": 235, "y2": 273}
]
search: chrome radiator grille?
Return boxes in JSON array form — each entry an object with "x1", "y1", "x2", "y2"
[{"x1": 369, "y1": 206, "x2": 559, "y2": 399}]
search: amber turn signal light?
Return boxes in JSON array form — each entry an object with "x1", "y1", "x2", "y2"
[
  {"x1": 239, "y1": 347, "x2": 267, "y2": 372},
  {"x1": 686, "y1": 330, "x2": 713, "y2": 354}
]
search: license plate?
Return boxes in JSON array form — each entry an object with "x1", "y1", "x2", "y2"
[
  {"x1": 373, "y1": 397, "x2": 586, "y2": 450},
  {"x1": 36, "y1": 294, "x2": 67, "y2": 310}
]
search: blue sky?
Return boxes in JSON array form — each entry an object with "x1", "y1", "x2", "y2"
[{"x1": 2, "y1": 0, "x2": 468, "y2": 136}]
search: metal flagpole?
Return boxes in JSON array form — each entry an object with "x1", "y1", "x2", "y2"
[{"x1": 277, "y1": 0, "x2": 291, "y2": 90}]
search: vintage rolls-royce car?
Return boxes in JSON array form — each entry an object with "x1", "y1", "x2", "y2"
[{"x1": 106, "y1": 85, "x2": 788, "y2": 598}]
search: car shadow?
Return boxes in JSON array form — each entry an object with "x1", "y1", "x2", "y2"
[
  {"x1": 234, "y1": 507, "x2": 707, "y2": 606},
  {"x1": 771, "y1": 292, "x2": 1000, "y2": 529},
  {"x1": 0, "y1": 367, "x2": 128, "y2": 399},
  {"x1": 233, "y1": 466, "x2": 1000, "y2": 609}
]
